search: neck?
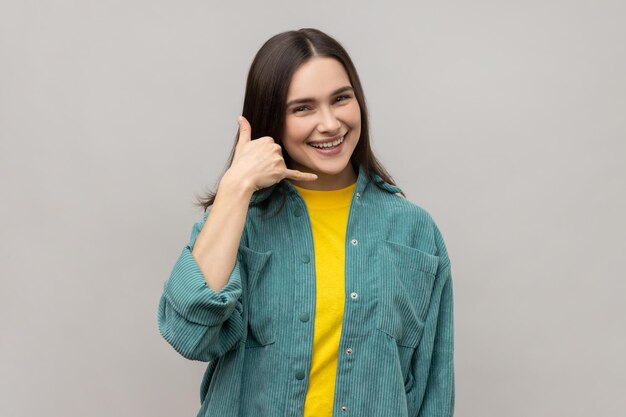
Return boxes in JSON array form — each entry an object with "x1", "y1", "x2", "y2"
[{"x1": 289, "y1": 163, "x2": 357, "y2": 190}]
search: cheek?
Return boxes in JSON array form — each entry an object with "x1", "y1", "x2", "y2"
[
  {"x1": 282, "y1": 128, "x2": 307, "y2": 156},
  {"x1": 284, "y1": 119, "x2": 312, "y2": 142},
  {"x1": 343, "y1": 103, "x2": 361, "y2": 127}
]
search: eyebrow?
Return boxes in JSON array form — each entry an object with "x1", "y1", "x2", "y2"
[{"x1": 286, "y1": 85, "x2": 354, "y2": 108}]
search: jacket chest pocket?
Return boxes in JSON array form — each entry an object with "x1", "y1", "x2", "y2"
[
  {"x1": 240, "y1": 246, "x2": 275, "y2": 348},
  {"x1": 376, "y1": 239, "x2": 439, "y2": 348}
]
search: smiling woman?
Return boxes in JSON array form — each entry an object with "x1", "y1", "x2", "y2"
[
  {"x1": 283, "y1": 57, "x2": 362, "y2": 190},
  {"x1": 157, "y1": 28, "x2": 455, "y2": 417}
]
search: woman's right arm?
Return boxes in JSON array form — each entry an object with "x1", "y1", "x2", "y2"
[
  {"x1": 157, "y1": 116, "x2": 316, "y2": 362},
  {"x1": 192, "y1": 171, "x2": 254, "y2": 292},
  {"x1": 157, "y1": 171, "x2": 255, "y2": 363}
]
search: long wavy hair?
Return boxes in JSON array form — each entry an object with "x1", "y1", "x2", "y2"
[{"x1": 194, "y1": 28, "x2": 405, "y2": 215}]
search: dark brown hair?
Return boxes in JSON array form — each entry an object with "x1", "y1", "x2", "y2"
[{"x1": 194, "y1": 28, "x2": 405, "y2": 214}]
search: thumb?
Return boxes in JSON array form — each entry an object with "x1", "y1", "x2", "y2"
[{"x1": 237, "y1": 115, "x2": 252, "y2": 144}]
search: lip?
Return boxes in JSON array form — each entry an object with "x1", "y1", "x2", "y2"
[
  {"x1": 307, "y1": 133, "x2": 346, "y2": 145},
  {"x1": 307, "y1": 134, "x2": 346, "y2": 156}
]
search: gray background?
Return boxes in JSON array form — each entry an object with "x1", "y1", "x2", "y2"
[{"x1": 1, "y1": 0, "x2": 624, "y2": 416}]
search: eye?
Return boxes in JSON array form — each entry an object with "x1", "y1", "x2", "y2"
[
  {"x1": 335, "y1": 94, "x2": 352, "y2": 103},
  {"x1": 292, "y1": 105, "x2": 310, "y2": 113}
]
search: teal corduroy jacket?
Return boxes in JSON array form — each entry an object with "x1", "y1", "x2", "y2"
[{"x1": 158, "y1": 163, "x2": 454, "y2": 417}]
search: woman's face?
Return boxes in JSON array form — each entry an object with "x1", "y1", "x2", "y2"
[{"x1": 282, "y1": 56, "x2": 361, "y2": 186}]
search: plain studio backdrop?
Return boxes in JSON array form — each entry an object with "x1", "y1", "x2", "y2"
[{"x1": 1, "y1": 1, "x2": 624, "y2": 416}]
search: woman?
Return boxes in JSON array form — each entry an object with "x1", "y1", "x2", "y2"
[{"x1": 158, "y1": 28, "x2": 454, "y2": 417}]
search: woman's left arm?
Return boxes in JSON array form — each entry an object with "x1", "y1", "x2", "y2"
[{"x1": 412, "y1": 224, "x2": 455, "y2": 417}]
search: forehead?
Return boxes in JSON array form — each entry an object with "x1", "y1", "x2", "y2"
[{"x1": 287, "y1": 57, "x2": 351, "y2": 98}]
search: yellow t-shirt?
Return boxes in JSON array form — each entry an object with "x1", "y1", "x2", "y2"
[{"x1": 292, "y1": 180, "x2": 356, "y2": 417}]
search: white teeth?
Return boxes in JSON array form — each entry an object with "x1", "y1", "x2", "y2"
[{"x1": 310, "y1": 136, "x2": 344, "y2": 149}]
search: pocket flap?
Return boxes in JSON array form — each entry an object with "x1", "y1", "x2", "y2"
[
  {"x1": 382, "y1": 239, "x2": 439, "y2": 276},
  {"x1": 238, "y1": 245, "x2": 272, "y2": 292}
]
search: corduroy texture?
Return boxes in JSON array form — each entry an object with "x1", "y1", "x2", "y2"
[
  {"x1": 157, "y1": 163, "x2": 455, "y2": 417},
  {"x1": 292, "y1": 181, "x2": 354, "y2": 417}
]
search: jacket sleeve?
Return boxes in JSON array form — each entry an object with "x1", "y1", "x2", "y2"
[
  {"x1": 157, "y1": 211, "x2": 245, "y2": 362},
  {"x1": 413, "y1": 222, "x2": 455, "y2": 417}
]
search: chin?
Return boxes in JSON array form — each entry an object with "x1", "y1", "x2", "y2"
[{"x1": 311, "y1": 159, "x2": 353, "y2": 175}]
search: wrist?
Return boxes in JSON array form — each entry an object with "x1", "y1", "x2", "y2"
[{"x1": 220, "y1": 169, "x2": 255, "y2": 198}]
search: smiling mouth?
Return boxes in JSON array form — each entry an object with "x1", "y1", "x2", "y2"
[{"x1": 308, "y1": 135, "x2": 345, "y2": 149}]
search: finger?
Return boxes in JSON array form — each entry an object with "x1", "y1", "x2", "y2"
[
  {"x1": 284, "y1": 168, "x2": 318, "y2": 181},
  {"x1": 237, "y1": 115, "x2": 252, "y2": 144}
]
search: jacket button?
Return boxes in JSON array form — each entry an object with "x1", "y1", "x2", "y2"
[
  {"x1": 295, "y1": 370, "x2": 305, "y2": 380},
  {"x1": 294, "y1": 208, "x2": 303, "y2": 217},
  {"x1": 299, "y1": 313, "x2": 309, "y2": 322},
  {"x1": 345, "y1": 347, "x2": 353, "y2": 354},
  {"x1": 341, "y1": 404, "x2": 348, "y2": 412},
  {"x1": 350, "y1": 292, "x2": 358, "y2": 300},
  {"x1": 301, "y1": 255, "x2": 310, "y2": 263},
  {"x1": 355, "y1": 192, "x2": 360, "y2": 199},
  {"x1": 350, "y1": 238, "x2": 358, "y2": 245}
]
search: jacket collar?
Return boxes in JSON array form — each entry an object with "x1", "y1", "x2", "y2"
[{"x1": 249, "y1": 163, "x2": 402, "y2": 204}]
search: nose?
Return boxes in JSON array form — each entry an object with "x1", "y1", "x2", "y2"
[{"x1": 317, "y1": 106, "x2": 341, "y2": 134}]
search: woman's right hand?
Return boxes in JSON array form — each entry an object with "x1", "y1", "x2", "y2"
[{"x1": 226, "y1": 115, "x2": 318, "y2": 192}]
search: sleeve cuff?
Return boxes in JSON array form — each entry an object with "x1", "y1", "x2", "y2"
[{"x1": 163, "y1": 244, "x2": 243, "y2": 326}]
